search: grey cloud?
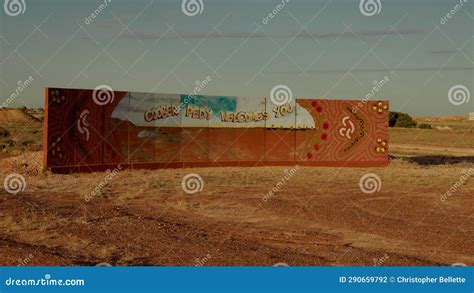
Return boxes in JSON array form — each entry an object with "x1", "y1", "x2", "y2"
[
  {"x1": 89, "y1": 27, "x2": 424, "y2": 41},
  {"x1": 430, "y1": 49, "x2": 459, "y2": 54},
  {"x1": 275, "y1": 66, "x2": 474, "y2": 74}
]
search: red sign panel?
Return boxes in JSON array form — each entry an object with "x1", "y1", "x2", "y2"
[{"x1": 44, "y1": 87, "x2": 389, "y2": 173}]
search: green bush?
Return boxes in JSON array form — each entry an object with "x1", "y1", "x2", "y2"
[
  {"x1": 418, "y1": 123, "x2": 432, "y2": 129},
  {"x1": 389, "y1": 111, "x2": 417, "y2": 128}
]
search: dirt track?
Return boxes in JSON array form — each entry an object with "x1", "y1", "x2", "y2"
[{"x1": 1, "y1": 155, "x2": 472, "y2": 266}]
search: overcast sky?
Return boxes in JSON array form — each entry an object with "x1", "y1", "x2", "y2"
[{"x1": 1, "y1": 0, "x2": 473, "y2": 115}]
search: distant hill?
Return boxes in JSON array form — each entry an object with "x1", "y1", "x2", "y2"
[
  {"x1": 414, "y1": 116, "x2": 469, "y2": 122},
  {"x1": 0, "y1": 108, "x2": 42, "y2": 123}
]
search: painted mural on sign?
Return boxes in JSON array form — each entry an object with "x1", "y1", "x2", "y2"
[{"x1": 44, "y1": 88, "x2": 389, "y2": 173}]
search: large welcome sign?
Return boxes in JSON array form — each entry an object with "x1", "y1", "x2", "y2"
[{"x1": 44, "y1": 87, "x2": 389, "y2": 173}]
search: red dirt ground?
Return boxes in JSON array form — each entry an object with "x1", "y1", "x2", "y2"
[{"x1": 0, "y1": 152, "x2": 472, "y2": 266}]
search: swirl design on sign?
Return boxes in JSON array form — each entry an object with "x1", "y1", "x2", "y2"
[
  {"x1": 339, "y1": 116, "x2": 356, "y2": 139},
  {"x1": 77, "y1": 109, "x2": 90, "y2": 141}
]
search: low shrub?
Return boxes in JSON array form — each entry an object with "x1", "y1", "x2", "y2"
[
  {"x1": 418, "y1": 123, "x2": 432, "y2": 129},
  {"x1": 389, "y1": 111, "x2": 417, "y2": 128}
]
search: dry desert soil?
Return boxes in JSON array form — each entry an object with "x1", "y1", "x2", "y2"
[{"x1": 0, "y1": 109, "x2": 472, "y2": 266}]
